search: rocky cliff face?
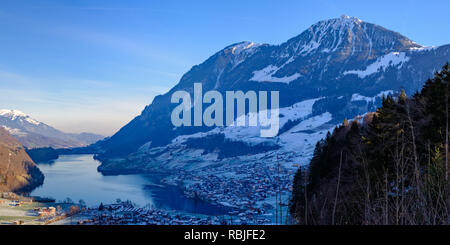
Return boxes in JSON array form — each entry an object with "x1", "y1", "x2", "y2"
[{"x1": 0, "y1": 127, "x2": 44, "y2": 192}]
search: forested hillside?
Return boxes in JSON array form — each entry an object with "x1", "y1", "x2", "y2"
[
  {"x1": 0, "y1": 127, "x2": 44, "y2": 192},
  {"x1": 290, "y1": 64, "x2": 449, "y2": 225}
]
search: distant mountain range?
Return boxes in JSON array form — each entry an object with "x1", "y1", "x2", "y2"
[
  {"x1": 0, "y1": 109, "x2": 104, "y2": 149},
  {"x1": 95, "y1": 15, "x2": 450, "y2": 175},
  {"x1": 0, "y1": 127, "x2": 44, "y2": 192}
]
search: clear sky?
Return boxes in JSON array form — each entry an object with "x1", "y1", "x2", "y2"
[{"x1": 1, "y1": 0, "x2": 449, "y2": 136}]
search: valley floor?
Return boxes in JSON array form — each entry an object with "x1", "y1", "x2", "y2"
[
  {"x1": 65, "y1": 201, "x2": 273, "y2": 225},
  {"x1": 162, "y1": 161, "x2": 295, "y2": 224},
  {"x1": 0, "y1": 197, "x2": 76, "y2": 225}
]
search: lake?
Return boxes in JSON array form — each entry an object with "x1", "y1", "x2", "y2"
[{"x1": 30, "y1": 154, "x2": 230, "y2": 216}]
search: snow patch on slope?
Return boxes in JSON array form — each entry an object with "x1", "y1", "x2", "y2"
[
  {"x1": 409, "y1": 46, "x2": 438, "y2": 52},
  {"x1": 1, "y1": 125, "x2": 28, "y2": 137},
  {"x1": 343, "y1": 52, "x2": 410, "y2": 78},
  {"x1": 351, "y1": 90, "x2": 394, "y2": 104},
  {"x1": 250, "y1": 65, "x2": 301, "y2": 83},
  {"x1": 172, "y1": 98, "x2": 324, "y2": 147},
  {"x1": 221, "y1": 97, "x2": 324, "y2": 143},
  {"x1": 250, "y1": 56, "x2": 301, "y2": 84},
  {"x1": 298, "y1": 41, "x2": 320, "y2": 56},
  {"x1": 146, "y1": 97, "x2": 334, "y2": 170},
  {"x1": 279, "y1": 112, "x2": 333, "y2": 153}
]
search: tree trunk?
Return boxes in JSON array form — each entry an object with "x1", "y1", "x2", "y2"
[
  {"x1": 446, "y1": 79, "x2": 448, "y2": 180},
  {"x1": 332, "y1": 151, "x2": 343, "y2": 225}
]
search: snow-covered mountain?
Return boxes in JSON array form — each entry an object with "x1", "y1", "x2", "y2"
[
  {"x1": 0, "y1": 109, "x2": 104, "y2": 149},
  {"x1": 90, "y1": 15, "x2": 450, "y2": 212},
  {"x1": 95, "y1": 15, "x2": 450, "y2": 176}
]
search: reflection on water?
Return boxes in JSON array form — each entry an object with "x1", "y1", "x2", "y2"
[{"x1": 31, "y1": 154, "x2": 230, "y2": 215}]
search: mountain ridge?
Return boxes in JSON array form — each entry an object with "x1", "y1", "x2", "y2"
[
  {"x1": 0, "y1": 109, "x2": 105, "y2": 149},
  {"x1": 95, "y1": 16, "x2": 450, "y2": 163}
]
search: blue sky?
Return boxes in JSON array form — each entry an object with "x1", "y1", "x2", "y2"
[{"x1": 1, "y1": 0, "x2": 449, "y2": 135}]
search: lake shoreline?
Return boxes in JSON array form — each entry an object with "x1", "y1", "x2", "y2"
[{"x1": 31, "y1": 154, "x2": 233, "y2": 217}]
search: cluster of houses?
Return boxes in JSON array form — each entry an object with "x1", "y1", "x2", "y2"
[
  {"x1": 78, "y1": 202, "x2": 219, "y2": 225},
  {"x1": 161, "y1": 161, "x2": 295, "y2": 223},
  {"x1": 34, "y1": 206, "x2": 57, "y2": 217},
  {"x1": 77, "y1": 201, "x2": 271, "y2": 225},
  {"x1": 1, "y1": 192, "x2": 34, "y2": 206}
]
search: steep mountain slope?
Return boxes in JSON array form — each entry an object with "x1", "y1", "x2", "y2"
[
  {"x1": 0, "y1": 109, "x2": 104, "y2": 148},
  {"x1": 0, "y1": 127, "x2": 44, "y2": 192},
  {"x1": 92, "y1": 15, "x2": 450, "y2": 214},
  {"x1": 97, "y1": 15, "x2": 450, "y2": 169}
]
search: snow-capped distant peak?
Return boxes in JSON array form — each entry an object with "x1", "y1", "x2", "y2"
[
  {"x1": 0, "y1": 109, "x2": 41, "y2": 125},
  {"x1": 0, "y1": 109, "x2": 27, "y2": 117}
]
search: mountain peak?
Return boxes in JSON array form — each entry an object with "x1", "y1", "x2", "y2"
[
  {"x1": 282, "y1": 15, "x2": 422, "y2": 58},
  {"x1": 0, "y1": 109, "x2": 40, "y2": 125},
  {"x1": 0, "y1": 109, "x2": 28, "y2": 118},
  {"x1": 230, "y1": 41, "x2": 260, "y2": 54},
  {"x1": 339, "y1": 14, "x2": 361, "y2": 22},
  {"x1": 312, "y1": 15, "x2": 364, "y2": 32},
  {"x1": 222, "y1": 41, "x2": 264, "y2": 56}
]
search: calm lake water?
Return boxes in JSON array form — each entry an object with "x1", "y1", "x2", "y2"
[{"x1": 31, "y1": 154, "x2": 229, "y2": 215}]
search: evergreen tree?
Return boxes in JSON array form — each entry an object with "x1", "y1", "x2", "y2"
[{"x1": 290, "y1": 64, "x2": 450, "y2": 225}]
